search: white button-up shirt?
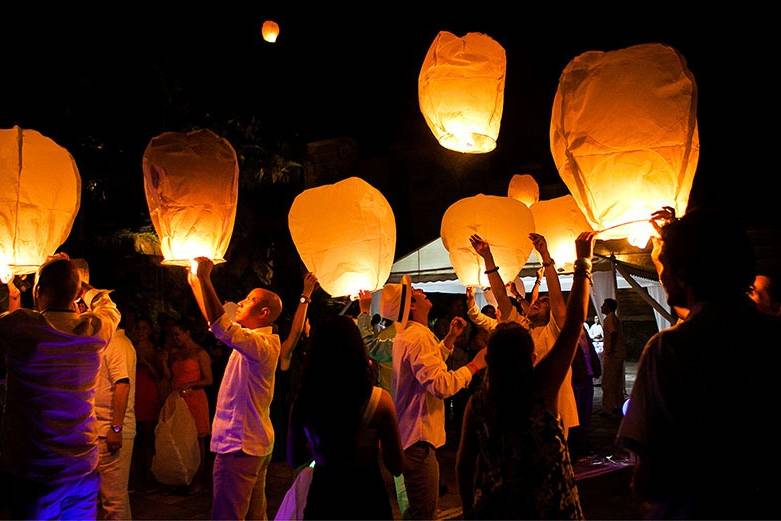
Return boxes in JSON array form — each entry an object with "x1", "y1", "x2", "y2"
[
  {"x1": 0, "y1": 289, "x2": 120, "y2": 483},
  {"x1": 393, "y1": 321, "x2": 473, "y2": 450},
  {"x1": 94, "y1": 329, "x2": 137, "y2": 438},
  {"x1": 209, "y1": 311, "x2": 280, "y2": 457}
]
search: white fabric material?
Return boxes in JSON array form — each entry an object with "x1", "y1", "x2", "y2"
[
  {"x1": 647, "y1": 284, "x2": 672, "y2": 332},
  {"x1": 393, "y1": 321, "x2": 472, "y2": 450},
  {"x1": 0, "y1": 289, "x2": 120, "y2": 483},
  {"x1": 590, "y1": 270, "x2": 617, "y2": 324},
  {"x1": 94, "y1": 329, "x2": 137, "y2": 437},
  {"x1": 209, "y1": 309, "x2": 280, "y2": 457}
]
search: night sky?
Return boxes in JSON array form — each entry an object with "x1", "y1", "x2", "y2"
[{"x1": 2, "y1": 10, "x2": 778, "y2": 268}]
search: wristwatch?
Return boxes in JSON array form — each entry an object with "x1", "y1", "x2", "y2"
[
  {"x1": 300, "y1": 294, "x2": 311, "y2": 304},
  {"x1": 111, "y1": 424, "x2": 123, "y2": 434}
]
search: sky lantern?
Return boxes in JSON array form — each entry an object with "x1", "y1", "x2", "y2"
[
  {"x1": 508, "y1": 174, "x2": 540, "y2": 207},
  {"x1": 261, "y1": 20, "x2": 280, "y2": 43},
  {"x1": 288, "y1": 177, "x2": 396, "y2": 298},
  {"x1": 0, "y1": 126, "x2": 81, "y2": 283},
  {"x1": 550, "y1": 43, "x2": 699, "y2": 247},
  {"x1": 530, "y1": 196, "x2": 592, "y2": 271},
  {"x1": 143, "y1": 130, "x2": 239, "y2": 268},
  {"x1": 419, "y1": 31, "x2": 506, "y2": 154},
  {"x1": 441, "y1": 195, "x2": 534, "y2": 288}
]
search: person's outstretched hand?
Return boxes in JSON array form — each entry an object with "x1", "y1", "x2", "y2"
[
  {"x1": 650, "y1": 206, "x2": 676, "y2": 234},
  {"x1": 529, "y1": 233, "x2": 551, "y2": 262},
  {"x1": 469, "y1": 234, "x2": 492, "y2": 259},
  {"x1": 303, "y1": 272, "x2": 319, "y2": 298},
  {"x1": 191, "y1": 257, "x2": 214, "y2": 280},
  {"x1": 575, "y1": 231, "x2": 596, "y2": 260},
  {"x1": 358, "y1": 289, "x2": 373, "y2": 314},
  {"x1": 465, "y1": 286, "x2": 475, "y2": 309}
]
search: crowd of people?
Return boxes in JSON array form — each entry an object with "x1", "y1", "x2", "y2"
[{"x1": 0, "y1": 208, "x2": 779, "y2": 520}]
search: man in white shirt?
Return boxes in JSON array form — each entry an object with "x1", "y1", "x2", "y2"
[
  {"x1": 383, "y1": 275, "x2": 486, "y2": 520},
  {"x1": 95, "y1": 327, "x2": 137, "y2": 520},
  {"x1": 188, "y1": 257, "x2": 316, "y2": 520},
  {"x1": 0, "y1": 256, "x2": 120, "y2": 519}
]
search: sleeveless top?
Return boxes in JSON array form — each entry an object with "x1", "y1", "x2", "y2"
[{"x1": 470, "y1": 387, "x2": 584, "y2": 520}]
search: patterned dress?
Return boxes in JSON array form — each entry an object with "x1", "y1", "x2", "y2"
[{"x1": 470, "y1": 388, "x2": 583, "y2": 520}]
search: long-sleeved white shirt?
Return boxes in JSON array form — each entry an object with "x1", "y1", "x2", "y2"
[
  {"x1": 209, "y1": 309, "x2": 279, "y2": 457},
  {"x1": 392, "y1": 321, "x2": 472, "y2": 450},
  {"x1": 0, "y1": 289, "x2": 120, "y2": 483}
]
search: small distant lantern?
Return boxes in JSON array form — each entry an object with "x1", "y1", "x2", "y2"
[
  {"x1": 530, "y1": 196, "x2": 592, "y2": 270},
  {"x1": 419, "y1": 31, "x2": 506, "y2": 154},
  {"x1": 143, "y1": 130, "x2": 239, "y2": 267},
  {"x1": 262, "y1": 20, "x2": 280, "y2": 43},
  {"x1": 508, "y1": 174, "x2": 540, "y2": 208},
  {"x1": 0, "y1": 126, "x2": 81, "y2": 282},
  {"x1": 288, "y1": 177, "x2": 396, "y2": 298},
  {"x1": 551, "y1": 43, "x2": 699, "y2": 247},
  {"x1": 441, "y1": 195, "x2": 534, "y2": 288}
]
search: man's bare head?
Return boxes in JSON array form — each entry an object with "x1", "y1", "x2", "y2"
[
  {"x1": 235, "y1": 288, "x2": 283, "y2": 328},
  {"x1": 34, "y1": 258, "x2": 81, "y2": 311}
]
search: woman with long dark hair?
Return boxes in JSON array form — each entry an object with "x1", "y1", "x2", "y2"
[
  {"x1": 457, "y1": 232, "x2": 595, "y2": 520},
  {"x1": 288, "y1": 315, "x2": 404, "y2": 519}
]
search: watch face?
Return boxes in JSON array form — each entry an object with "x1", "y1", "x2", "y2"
[{"x1": 112, "y1": 425, "x2": 122, "y2": 433}]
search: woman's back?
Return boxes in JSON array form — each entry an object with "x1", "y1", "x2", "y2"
[{"x1": 469, "y1": 386, "x2": 583, "y2": 520}]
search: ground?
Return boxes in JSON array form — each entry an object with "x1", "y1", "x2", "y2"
[{"x1": 130, "y1": 363, "x2": 644, "y2": 520}]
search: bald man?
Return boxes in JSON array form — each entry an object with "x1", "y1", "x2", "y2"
[{"x1": 188, "y1": 258, "x2": 315, "y2": 520}]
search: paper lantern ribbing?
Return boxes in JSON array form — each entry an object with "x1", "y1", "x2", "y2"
[
  {"x1": 288, "y1": 177, "x2": 396, "y2": 298},
  {"x1": 441, "y1": 195, "x2": 534, "y2": 288},
  {"x1": 262, "y1": 20, "x2": 280, "y2": 43},
  {"x1": 0, "y1": 127, "x2": 81, "y2": 283},
  {"x1": 419, "y1": 32, "x2": 506, "y2": 154},
  {"x1": 508, "y1": 174, "x2": 540, "y2": 207},
  {"x1": 143, "y1": 130, "x2": 239, "y2": 267},
  {"x1": 530, "y1": 196, "x2": 592, "y2": 271},
  {"x1": 550, "y1": 43, "x2": 699, "y2": 247}
]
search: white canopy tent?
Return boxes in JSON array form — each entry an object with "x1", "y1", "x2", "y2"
[{"x1": 384, "y1": 238, "x2": 673, "y2": 331}]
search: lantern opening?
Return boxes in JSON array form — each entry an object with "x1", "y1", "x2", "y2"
[{"x1": 438, "y1": 131, "x2": 496, "y2": 154}]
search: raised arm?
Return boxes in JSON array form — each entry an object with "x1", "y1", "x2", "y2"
[
  {"x1": 82, "y1": 283, "x2": 121, "y2": 345},
  {"x1": 530, "y1": 267, "x2": 544, "y2": 306},
  {"x1": 188, "y1": 257, "x2": 225, "y2": 326},
  {"x1": 465, "y1": 286, "x2": 499, "y2": 332},
  {"x1": 470, "y1": 234, "x2": 513, "y2": 321},
  {"x1": 536, "y1": 232, "x2": 595, "y2": 411},
  {"x1": 280, "y1": 273, "x2": 318, "y2": 371},
  {"x1": 530, "y1": 233, "x2": 567, "y2": 327},
  {"x1": 6, "y1": 279, "x2": 21, "y2": 312},
  {"x1": 356, "y1": 290, "x2": 393, "y2": 364}
]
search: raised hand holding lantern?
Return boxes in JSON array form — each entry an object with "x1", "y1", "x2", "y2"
[
  {"x1": 530, "y1": 196, "x2": 592, "y2": 271},
  {"x1": 0, "y1": 126, "x2": 81, "y2": 283},
  {"x1": 288, "y1": 177, "x2": 396, "y2": 298},
  {"x1": 143, "y1": 130, "x2": 239, "y2": 268},
  {"x1": 441, "y1": 195, "x2": 534, "y2": 288},
  {"x1": 550, "y1": 43, "x2": 699, "y2": 247},
  {"x1": 419, "y1": 31, "x2": 506, "y2": 154}
]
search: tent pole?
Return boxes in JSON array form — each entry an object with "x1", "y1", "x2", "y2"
[{"x1": 612, "y1": 260, "x2": 675, "y2": 324}]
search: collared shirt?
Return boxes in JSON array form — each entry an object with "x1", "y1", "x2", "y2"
[
  {"x1": 94, "y1": 329, "x2": 137, "y2": 438},
  {"x1": 209, "y1": 308, "x2": 280, "y2": 456},
  {"x1": 618, "y1": 300, "x2": 781, "y2": 518},
  {"x1": 0, "y1": 289, "x2": 120, "y2": 483},
  {"x1": 357, "y1": 312, "x2": 395, "y2": 393},
  {"x1": 393, "y1": 320, "x2": 473, "y2": 450},
  {"x1": 466, "y1": 302, "x2": 579, "y2": 430}
]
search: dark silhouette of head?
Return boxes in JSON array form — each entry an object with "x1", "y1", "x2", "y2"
[
  {"x1": 658, "y1": 209, "x2": 754, "y2": 307},
  {"x1": 602, "y1": 298, "x2": 618, "y2": 315},
  {"x1": 34, "y1": 258, "x2": 80, "y2": 311},
  {"x1": 297, "y1": 316, "x2": 373, "y2": 456},
  {"x1": 486, "y1": 322, "x2": 535, "y2": 427}
]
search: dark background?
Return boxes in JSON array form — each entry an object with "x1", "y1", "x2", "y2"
[{"x1": 2, "y1": 9, "x2": 778, "y2": 319}]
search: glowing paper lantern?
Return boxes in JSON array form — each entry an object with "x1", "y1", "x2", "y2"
[
  {"x1": 419, "y1": 31, "x2": 506, "y2": 154},
  {"x1": 288, "y1": 177, "x2": 396, "y2": 298},
  {"x1": 261, "y1": 20, "x2": 280, "y2": 43},
  {"x1": 508, "y1": 174, "x2": 540, "y2": 207},
  {"x1": 143, "y1": 130, "x2": 238, "y2": 267},
  {"x1": 0, "y1": 127, "x2": 81, "y2": 282},
  {"x1": 530, "y1": 196, "x2": 592, "y2": 270},
  {"x1": 441, "y1": 195, "x2": 534, "y2": 288},
  {"x1": 551, "y1": 43, "x2": 699, "y2": 247}
]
